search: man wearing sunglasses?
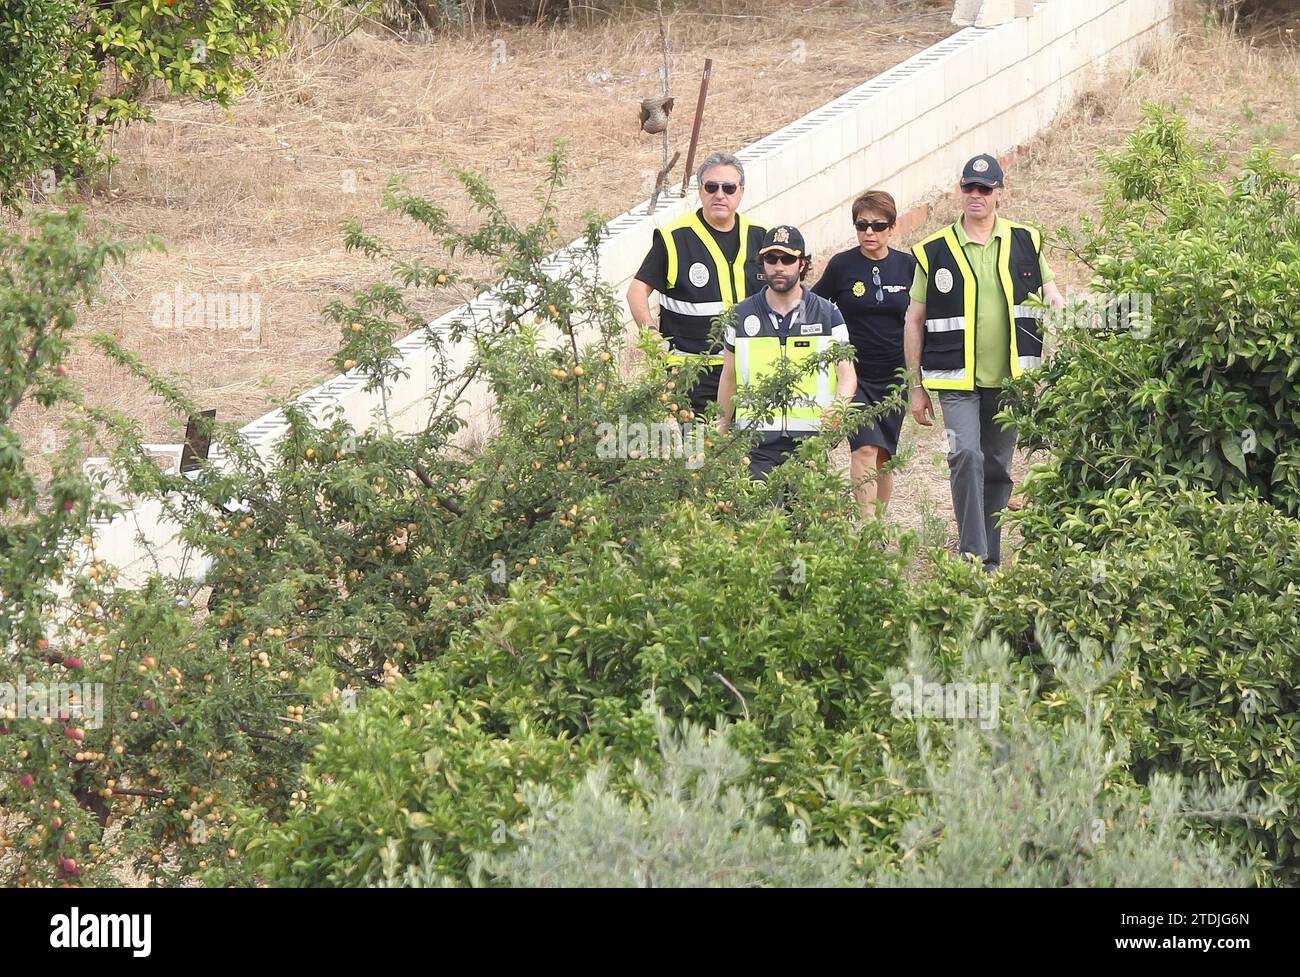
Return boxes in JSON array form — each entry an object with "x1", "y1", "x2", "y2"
[
  {"x1": 903, "y1": 154, "x2": 1065, "y2": 572},
  {"x1": 718, "y1": 225, "x2": 857, "y2": 480},
  {"x1": 628, "y1": 152, "x2": 767, "y2": 416}
]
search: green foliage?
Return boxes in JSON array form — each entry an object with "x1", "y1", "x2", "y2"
[
  {"x1": 880, "y1": 631, "x2": 1252, "y2": 888},
  {"x1": 0, "y1": 1, "x2": 301, "y2": 208},
  {"x1": 242, "y1": 498, "x2": 928, "y2": 885},
  {"x1": 4, "y1": 156, "x2": 660, "y2": 885},
  {"x1": 4, "y1": 130, "x2": 1283, "y2": 889},
  {"x1": 3, "y1": 151, "x2": 899, "y2": 887},
  {"x1": 98, "y1": 0, "x2": 299, "y2": 111},
  {"x1": 0, "y1": 206, "x2": 131, "y2": 644},
  {"x1": 244, "y1": 663, "x2": 598, "y2": 886},
  {"x1": 1004, "y1": 105, "x2": 1300, "y2": 516},
  {"x1": 988, "y1": 481, "x2": 1299, "y2": 883},
  {"x1": 886, "y1": 717, "x2": 1251, "y2": 888},
  {"x1": 478, "y1": 712, "x2": 862, "y2": 888},
  {"x1": 992, "y1": 108, "x2": 1300, "y2": 884},
  {"x1": 0, "y1": 1, "x2": 104, "y2": 208}
]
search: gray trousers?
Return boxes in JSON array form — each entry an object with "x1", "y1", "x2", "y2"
[{"x1": 937, "y1": 388, "x2": 1017, "y2": 568}]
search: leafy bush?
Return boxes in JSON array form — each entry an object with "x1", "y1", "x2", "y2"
[
  {"x1": 880, "y1": 632, "x2": 1252, "y2": 888},
  {"x1": 2, "y1": 154, "x2": 898, "y2": 886},
  {"x1": 354, "y1": 631, "x2": 1248, "y2": 889},
  {"x1": 3, "y1": 156, "x2": 663, "y2": 884},
  {"x1": 243, "y1": 498, "x2": 928, "y2": 885},
  {"x1": 1, "y1": 0, "x2": 300, "y2": 208},
  {"x1": 0, "y1": 207, "x2": 132, "y2": 643},
  {"x1": 986, "y1": 481, "x2": 1299, "y2": 883},
  {"x1": 991, "y1": 108, "x2": 1300, "y2": 884},
  {"x1": 5, "y1": 135, "x2": 1280, "y2": 889},
  {"x1": 479, "y1": 712, "x2": 861, "y2": 888},
  {"x1": 1004, "y1": 105, "x2": 1300, "y2": 516},
  {"x1": 0, "y1": 1, "x2": 104, "y2": 208}
]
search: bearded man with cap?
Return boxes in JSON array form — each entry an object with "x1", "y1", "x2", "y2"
[
  {"x1": 903, "y1": 153, "x2": 1066, "y2": 572},
  {"x1": 718, "y1": 224, "x2": 857, "y2": 480}
]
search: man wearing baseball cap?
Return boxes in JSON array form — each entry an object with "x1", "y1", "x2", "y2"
[
  {"x1": 718, "y1": 224, "x2": 857, "y2": 479},
  {"x1": 903, "y1": 154, "x2": 1065, "y2": 571}
]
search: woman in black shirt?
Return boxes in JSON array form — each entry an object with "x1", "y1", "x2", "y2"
[{"x1": 812, "y1": 190, "x2": 915, "y2": 517}]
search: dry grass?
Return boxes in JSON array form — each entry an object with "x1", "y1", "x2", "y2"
[
  {"x1": 5, "y1": 0, "x2": 953, "y2": 453},
  {"x1": 6, "y1": 0, "x2": 1299, "y2": 887}
]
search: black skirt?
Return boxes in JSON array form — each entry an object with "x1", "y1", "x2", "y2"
[{"x1": 848, "y1": 375, "x2": 906, "y2": 457}]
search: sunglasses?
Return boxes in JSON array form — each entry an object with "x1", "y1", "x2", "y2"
[
  {"x1": 854, "y1": 219, "x2": 893, "y2": 233},
  {"x1": 960, "y1": 183, "x2": 997, "y2": 196},
  {"x1": 761, "y1": 253, "x2": 801, "y2": 266},
  {"x1": 872, "y1": 267, "x2": 883, "y2": 303},
  {"x1": 702, "y1": 181, "x2": 740, "y2": 196}
]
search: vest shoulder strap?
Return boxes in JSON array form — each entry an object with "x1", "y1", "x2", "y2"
[
  {"x1": 659, "y1": 211, "x2": 697, "y2": 235},
  {"x1": 913, "y1": 223, "x2": 961, "y2": 274},
  {"x1": 1001, "y1": 219, "x2": 1043, "y2": 253},
  {"x1": 659, "y1": 211, "x2": 699, "y2": 290}
]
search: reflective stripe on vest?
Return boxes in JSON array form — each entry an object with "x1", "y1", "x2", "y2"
[
  {"x1": 734, "y1": 311, "x2": 836, "y2": 433},
  {"x1": 666, "y1": 346, "x2": 724, "y2": 367},
  {"x1": 921, "y1": 367, "x2": 967, "y2": 383},
  {"x1": 660, "y1": 296, "x2": 727, "y2": 317}
]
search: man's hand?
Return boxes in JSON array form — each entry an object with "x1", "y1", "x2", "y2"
[{"x1": 911, "y1": 385, "x2": 934, "y2": 427}]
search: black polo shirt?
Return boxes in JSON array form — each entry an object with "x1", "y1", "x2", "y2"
[{"x1": 812, "y1": 246, "x2": 915, "y2": 381}]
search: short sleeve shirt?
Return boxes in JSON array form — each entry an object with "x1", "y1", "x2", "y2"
[
  {"x1": 909, "y1": 217, "x2": 1055, "y2": 387},
  {"x1": 635, "y1": 208, "x2": 741, "y2": 293},
  {"x1": 812, "y1": 246, "x2": 916, "y2": 381}
]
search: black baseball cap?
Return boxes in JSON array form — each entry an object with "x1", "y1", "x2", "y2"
[
  {"x1": 961, "y1": 154, "x2": 1004, "y2": 188},
  {"x1": 759, "y1": 224, "x2": 807, "y2": 258}
]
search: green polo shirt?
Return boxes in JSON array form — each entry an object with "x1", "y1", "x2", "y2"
[{"x1": 909, "y1": 217, "x2": 1055, "y2": 388}]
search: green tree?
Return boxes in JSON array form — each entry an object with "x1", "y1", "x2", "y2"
[
  {"x1": 1, "y1": 0, "x2": 301, "y2": 208},
  {"x1": 1005, "y1": 105, "x2": 1300, "y2": 516}
]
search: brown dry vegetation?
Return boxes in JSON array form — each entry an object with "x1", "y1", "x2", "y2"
[{"x1": 3, "y1": 0, "x2": 1297, "y2": 886}]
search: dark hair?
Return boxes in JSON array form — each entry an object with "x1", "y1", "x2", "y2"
[{"x1": 851, "y1": 190, "x2": 898, "y2": 225}]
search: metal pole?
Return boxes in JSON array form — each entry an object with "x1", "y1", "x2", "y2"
[{"x1": 680, "y1": 58, "x2": 712, "y2": 197}]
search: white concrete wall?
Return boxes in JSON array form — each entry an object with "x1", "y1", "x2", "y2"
[{"x1": 87, "y1": 0, "x2": 1174, "y2": 582}]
